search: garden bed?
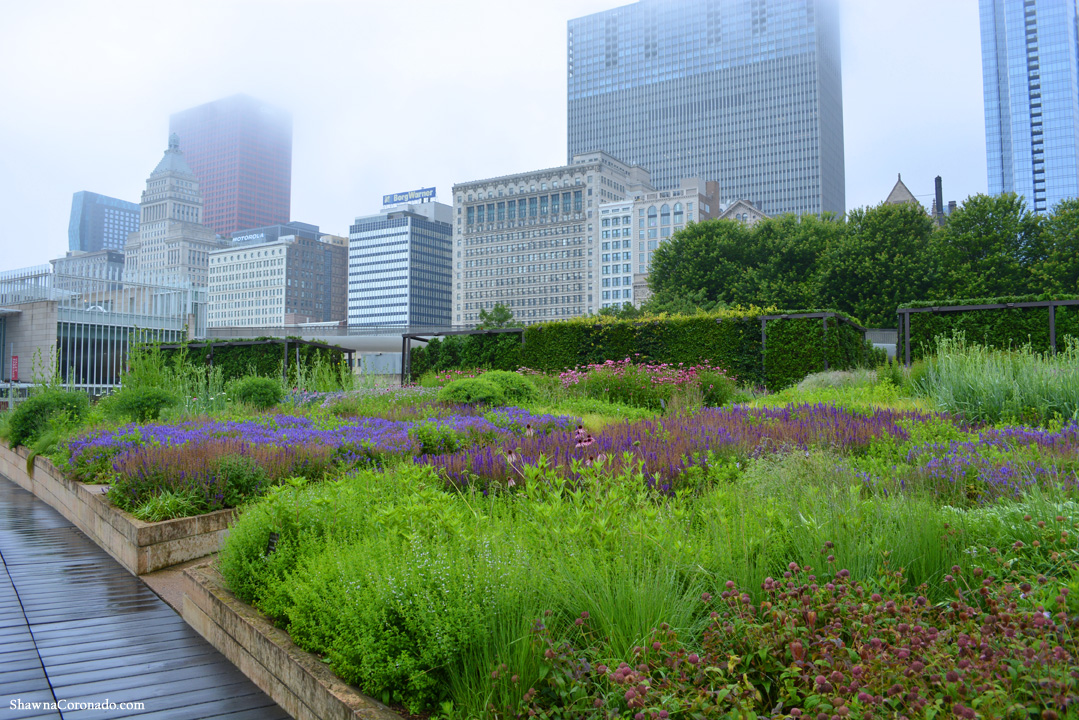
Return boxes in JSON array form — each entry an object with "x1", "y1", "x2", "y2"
[
  {"x1": 0, "y1": 444, "x2": 234, "y2": 574},
  {"x1": 182, "y1": 562, "x2": 402, "y2": 720}
]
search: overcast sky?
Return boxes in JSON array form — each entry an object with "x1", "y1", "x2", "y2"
[{"x1": 0, "y1": 0, "x2": 984, "y2": 270}]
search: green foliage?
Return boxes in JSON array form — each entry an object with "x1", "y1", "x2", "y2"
[
  {"x1": 929, "y1": 193, "x2": 1042, "y2": 299},
  {"x1": 1036, "y1": 197, "x2": 1079, "y2": 294},
  {"x1": 437, "y1": 378, "x2": 505, "y2": 405},
  {"x1": 898, "y1": 294, "x2": 1079, "y2": 361},
  {"x1": 131, "y1": 489, "x2": 202, "y2": 522},
  {"x1": 648, "y1": 218, "x2": 756, "y2": 305},
  {"x1": 105, "y1": 386, "x2": 179, "y2": 423},
  {"x1": 409, "y1": 333, "x2": 522, "y2": 381},
  {"x1": 916, "y1": 334, "x2": 1079, "y2": 425},
  {"x1": 479, "y1": 370, "x2": 537, "y2": 404},
  {"x1": 214, "y1": 454, "x2": 269, "y2": 507},
  {"x1": 217, "y1": 446, "x2": 1035, "y2": 715},
  {"x1": 477, "y1": 302, "x2": 516, "y2": 329},
  {"x1": 819, "y1": 202, "x2": 937, "y2": 327},
  {"x1": 409, "y1": 421, "x2": 463, "y2": 455},
  {"x1": 152, "y1": 338, "x2": 346, "y2": 385},
  {"x1": 231, "y1": 376, "x2": 284, "y2": 409},
  {"x1": 5, "y1": 390, "x2": 89, "y2": 449}
]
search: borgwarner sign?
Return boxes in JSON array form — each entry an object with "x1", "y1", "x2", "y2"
[{"x1": 382, "y1": 187, "x2": 436, "y2": 205}]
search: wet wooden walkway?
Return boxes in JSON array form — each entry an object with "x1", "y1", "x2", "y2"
[{"x1": 0, "y1": 477, "x2": 291, "y2": 720}]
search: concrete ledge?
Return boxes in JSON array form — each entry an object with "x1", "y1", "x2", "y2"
[
  {"x1": 0, "y1": 444, "x2": 234, "y2": 575},
  {"x1": 182, "y1": 563, "x2": 402, "y2": 720}
]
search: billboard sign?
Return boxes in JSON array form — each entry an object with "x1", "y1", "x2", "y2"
[
  {"x1": 382, "y1": 187, "x2": 436, "y2": 206},
  {"x1": 10, "y1": 355, "x2": 17, "y2": 383}
]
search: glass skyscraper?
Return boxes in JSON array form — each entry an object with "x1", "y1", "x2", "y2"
[
  {"x1": 68, "y1": 191, "x2": 140, "y2": 252},
  {"x1": 567, "y1": 0, "x2": 845, "y2": 217},
  {"x1": 980, "y1": 0, "x2": 1079, "y2": 213},
  {"x1": 169, "y1": 94, "x2": 293, "y2": 236}
]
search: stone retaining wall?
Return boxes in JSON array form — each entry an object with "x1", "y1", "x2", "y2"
[
  {"x1": 0, "y1": 444, "x2": 233, "y2": 575},
  {"x1": 182, "y1": 563, "x2": 402, "y2": 720}
]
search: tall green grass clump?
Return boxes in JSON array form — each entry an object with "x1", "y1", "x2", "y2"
[{"x1": 918, "y1": 334, "x2": 1079, "y2": 425}]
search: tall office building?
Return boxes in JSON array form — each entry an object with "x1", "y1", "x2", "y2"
[
  {"x1": 454, "y1": 152, "x2": 653, "y2": 324},
  {"x1": 68, "y1": 191, "x2": 140, "y2": 252},
  {"x1": 208, "y1": 222, "x2": 347, "y2": 328},
  {"x1": 124, "y1": 133, "x2": 227, "y2": 286},
  {"x1": 349, "y1": 199, "x2": 453, "y2": 327},
  {"x1": 169, "y1": 94, "x2": 293, "y2": 236},
  {"x1": 980, "y1": 0, "x2": 1079, "y2": 213},
  {"x1": 567, "y1": 0, "x2": 845, "y2": 217}
]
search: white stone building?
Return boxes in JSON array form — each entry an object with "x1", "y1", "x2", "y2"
[
  {"x1": 124, "y1": 134, "x2": 227, "y2": 287},
  {"x1": 453, "y1": 152, "x2": 653, "y2": 324}
]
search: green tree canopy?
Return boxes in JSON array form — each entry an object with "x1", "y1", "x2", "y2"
[
  {"x1": 818, "y1": 202, "x2": 936, "y2": 327},
  {"x1": 929, "y1": 193, "x2": 1042, "y2": 299},
  {"x1": 749, "y1": 214, "x2": 841, "y2": 309},
  {"x1": 648, "y1": 219, "x2": 756, "y2": 306},
  {"x1": 477, "y1": 303, "x2": 515, "y2": 329},
  {"x1": 1035, "y1": 197, "x2": 1079, "y2": 294}
]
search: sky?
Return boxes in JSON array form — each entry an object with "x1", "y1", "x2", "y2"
[{"x1": 0, "y1": 0, "x2": 985, "y2": 270}]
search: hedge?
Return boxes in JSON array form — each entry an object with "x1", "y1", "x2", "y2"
[
  {"x1": 897, "y1": 295, "x2": 1079, "y2": 361},
  {"x1": 156, "y1": 338, "x2": 345, "y2": 383},
  {"x1": 410, "y1": 310, "x2": 879, "y2": 390}
]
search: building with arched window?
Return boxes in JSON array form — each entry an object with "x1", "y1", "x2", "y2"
[{"x1": 594, "y1": 178, "x2": 720, "y2": 310}]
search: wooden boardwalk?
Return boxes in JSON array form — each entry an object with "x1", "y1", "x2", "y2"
[{"x1": 0, "y1": 477, "x2": 291, "y2": 720}]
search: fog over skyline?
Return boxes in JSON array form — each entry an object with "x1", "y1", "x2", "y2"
[{"x1": 0, "y1": 0, "x2": 985, "y2": 270}]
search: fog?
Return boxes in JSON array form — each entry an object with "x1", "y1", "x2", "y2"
[{"x1": 0, "y1": 0, "x2": 984, "y2": 269}]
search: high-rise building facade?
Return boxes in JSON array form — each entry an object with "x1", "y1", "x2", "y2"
[
  {"x1": 980, "y1": 0, "x2": 1079, "y2": 213},
  {"x1": 124, "y1": 134, "x2": 227, "y2": 286},
  {"x1": 453, "y1": 152, "x2": 653, "y2": 324},
  {"x1": 567, "y1": 0, "x2": 844, "y2": 217},
  {"x1": 349, "y1": 201, "x2": 453, "y2": 327},
  {"x1": 169, "y1": 94, "x2": 293, "y2": 236},
  {"x1": 208, "y1": 222, "x2": 347, "y2": 328},
  {"x1": 68, "y1": 191, "x2": 140, "y2": 252},
  {"x1": 593, "y1": 178, "x2": 720, "y2": 310}
]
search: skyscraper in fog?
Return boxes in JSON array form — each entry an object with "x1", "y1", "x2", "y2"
[
  {"x1": 68, "y1": 191, "x2": 140, "y2": 252},
  {"x1": 980, "y1": 0, "x2": 1079, "y2": 213},
  {"x1": 169, "y1": 94, "x2": 293, "y2": 235},
  {"x1": 567, "y1": 0, "x2": 845, "y2": 216}
]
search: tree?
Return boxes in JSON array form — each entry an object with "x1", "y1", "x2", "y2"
[
  {"x1": 597, "y1": 303, "x2": 644, "y2": 319},
  {"x1": 929, "y1": 193, "x2": 1042, "y2": 299},
  {"x1": 748, "y1": 214, "x2": 841, "y2": 309},
  {"x1": 648, "y1": 219, "x2": 757, "y2": 306},
  {"x1": 476, "y1": 303, "x2": 515, "y2": 329},
  {"x1": 818, "y1": 202, "x2": 936, "y2": 327},
  {"x1": 1034, "y1": 198, "x2": 1079, "y2": 295}
]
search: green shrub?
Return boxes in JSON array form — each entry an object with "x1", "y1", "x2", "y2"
[
  {"x1": 697, "y1": 368, "x2": 738, "y2": 406},
  {"x1": 232, "y1": 376, "x2": 284, "y2": 409},
  {"x1": 409, "y1": 422, "x2": 462, "y2": 455},
  {"x1": 5, "y1": 390, "x2": 89, "y2": 449},
  {"x1": 479, "y1": 370, "x2": 537, "y2": 404},
  {"x1": 214, "y1": 454, "x2": 269, "y2": 507},
  {"x1": 437, "y1": 378, "x2": 505, "y2": 405},
  {"x1": 107, "y1": 386, "x2": 179, "y2": 422},
  {"x1": 131, "y1": 489, "x2": 202, "y2": 522}
]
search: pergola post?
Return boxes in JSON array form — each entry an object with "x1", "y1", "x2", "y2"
[{"x1": 1049, "y1": 303, "x2": 1057, "y2": 355}]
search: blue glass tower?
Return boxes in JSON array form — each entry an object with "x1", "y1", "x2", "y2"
[
  {"x1": 68, "y1": 191, "x2": 140, "y2": 252},
  {"x1": 981, "y1": 0, "x2": 1079, "y2": 213},
  {"x1": 567, "y1": 0, "x2": 845, "y2": 217}
]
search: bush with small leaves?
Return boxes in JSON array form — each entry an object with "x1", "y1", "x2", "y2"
[
  {"x1": 480, "y1": 370, "x2": 537, "y2": 404},
  {"x1": 107, "y1": 386, "x2": 179, "y2": 422},
  {"x1": 437, "y1": 378, "x2": 505, "y2": 406},
  {"x1": 5, "y1": 390, "x2": 89, "y2": 448},
  {"x1": 232, "y1": 376, "x2": 284, "y2": 409}
]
